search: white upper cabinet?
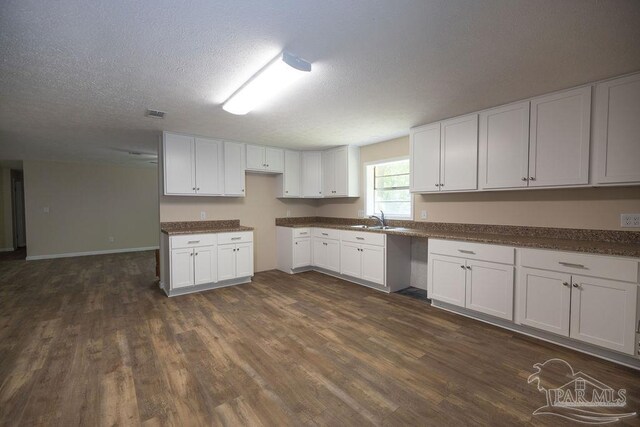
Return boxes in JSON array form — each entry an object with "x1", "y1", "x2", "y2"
[
  {"x1": 322, "y1": 146, "x2": 360, "y2": 197},
  {"x1": 277, "y1": 150, "x2": 301, "y2": 197},
  {"x1": 194, "y1": 138, "x2": 224, "y2": 196},
  {"x1": 410, "y1": 114, "x2": 477, "y2": 193},
  {"x1": 479, "y1": 101, "x2": 530, "y2": 189},
  {"x1": 223, "y1": 141, "x2": 246, "y2": 196},
  {"x1": 410, "y1": 123, "x2": 441, "y2": 192},
  {"x1": 529, "y1": 86, "x2": 591, "y2": 187},
  {"x1": 594, "y1": 73, "x2": 640, "y2": 184},
  {"x1": 440, "y1": 114, "x2": 478, "y2": 191},
  {"x1": 245, "y1": 145, "x2": 284, "y2": 173},
  {"x1": 163, "y1": 132, "x2": 195, "y2": 195},
  {"x1": 163, "y1": 132, "x2": 223, "y2": 196},
  {"x1": 301, "y1": 151, "x2": 323, "y2": 197}
]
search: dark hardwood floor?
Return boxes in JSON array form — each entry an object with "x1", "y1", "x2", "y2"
[{"x1": 1, "y1": 251, "x2": 639, "y2": 426}]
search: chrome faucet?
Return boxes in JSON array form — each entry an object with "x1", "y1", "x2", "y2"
[{"x1": 369, "y1": 210, "x2": 386, "y2": 227}]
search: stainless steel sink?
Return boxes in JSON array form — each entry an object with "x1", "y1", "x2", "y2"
[{"x1": 350, "y1": 225, "x2": 405, "y2": 230}]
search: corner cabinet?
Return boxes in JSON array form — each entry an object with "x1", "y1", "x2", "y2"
[
  {"x1": 322, "y1": 146, "x2": 360, "y2": 197},
  {"x1": 223, "y1": 141, "x2": 246, "y2": 196},
  {"x1": 160, "y1": 231, "x2": 254, "y2": 297},
  {"x1": 594, "y1": 73, "x2": 640, "y2": 185},
  {"x1": 246, "y1": 145, "x2": 284, "y2": 173},
  {"x1": 410, "y1": 113, "x2": 478, "y2": 193},
  {"x1": 301, "y1": 151, "x2": 323, "y2": 197},
  {"x1": 276, "y1": 150, "x2": 301, "y2": 198}
]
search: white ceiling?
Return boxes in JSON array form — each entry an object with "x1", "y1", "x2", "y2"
[{"x1": 1, "y1": 0, "x2": 639, "y2": 165}]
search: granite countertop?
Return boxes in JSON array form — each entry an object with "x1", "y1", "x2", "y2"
[
  {"x1": 161, "y1": 220, "x2": 253, "y2": 235},
  {"x1": 275, "y1": 217, "x2": 640, "y2": 258}
]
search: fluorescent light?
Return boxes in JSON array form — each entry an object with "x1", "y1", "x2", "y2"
[{"x1": 222, "y1": 52, "x2": 312, "y2": 115}]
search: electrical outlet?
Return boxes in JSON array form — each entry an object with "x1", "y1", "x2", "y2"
[
  {"x1": 357, "y1": 210, "x2": 364, "y2": 218},
  {"x1": 286, "y1": 210, "x2": 291, "y2": 217},
  {"x1": 108, "y1": 236, "x2": 115, "y2": 243},
  {"x1": 200, "y1": 211, "x2": 206, "y2": 220},
  {"x1": 621, "y1": 213, "x2": 640, "y2": 228},
  {"x1": 43, "y1": 206, "x2": 49, "y2": 213},
  {"x1": 420, "y1": 210, "x2": 428, "y2": 220}
]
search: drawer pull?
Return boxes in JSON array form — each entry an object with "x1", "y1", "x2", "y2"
[
  {"x1": 558, "y1": 261, "x2": 585, "y2": 269},
  {"x1": 356, "y1": 237, "x2": 365, "y2": 240},
  {"x1": 299, "y1": 232, "x2": 308, "y2": 235},
  {"x1": 231, "y1": 237, "x2": 242, "y2": 240},
  {"x1": 458, "y1": 249, "x2": 475, "y2": 254},
  {"x1": 188, "y1": 240, "x2": 200, "y2": 244},
  {"x1": 321, "y1": 233, "x2": 329, "y2": 236}
]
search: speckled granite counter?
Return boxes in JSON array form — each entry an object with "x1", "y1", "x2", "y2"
[
  {"x1": 275, "y1": 217, "x2": 640, "y2": 258},
  {"x1": 161, "y1": 220, "x2": 253, "y2": 235}
]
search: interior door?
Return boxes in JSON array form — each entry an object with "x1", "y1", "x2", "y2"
[
  {"x1": 428, "y1": 255, "x2": 466, "y2": 307},
  {"x1": 465, "y1": 260, "x2": 514, "y2": 320},
  {"x1": 283, "y1": 150, "x2": 301, "y2": 197},
  {"x1": 410, "y1": 123, "x2": 441, "y2": 192},
  {"x1": 479, "y1": 102, "x2": 530, "y2": 189},
  {"x1": 440, "y1": 114, "x2": 478, "y2": 191},
  {"x1": 245, "y1": 145, "x2": 265, "y2": 171},
  {"x1": 195, "y1": 138, "x2": 223, "y2": 195},
  {"x1": 569, "y1": 275, "x2": 638, "y2": 355},
  {"x1": 293, "y1": 238, "x2": 311, "y2": 268},
  {"x1": 224, "y1": 142, "x2": 246, "y2": 196},
  {"x1": 235, "y1": 242, "x2": 254, "y2": 277},
  {"x1": 194, "y1": 245, "x2": 217, "y2": 285},
  {"x1": 164, "y1": 133, "x2": 195, "y2": 194},
  {"x1": 217, "y1": 245, "x2": 236, "y2": 281},
  {"x1": 171, "y1": 248, "x2": 194, "y2": 289},
  {"x1": 518, "y1": 267, "x2": 571, "y2": 336},
  {"x1": 340, "y1": 242, "x2": 362, "y2": 278},
  {"x1": 361, "y1": 244, "x2": 385, "y2": 285},
  {"x1": 529, "y1": 86, "x2": 591, "y2": 187},
  {"x1": 265, "y1": 148, "x2": 284, "y2": 172}
]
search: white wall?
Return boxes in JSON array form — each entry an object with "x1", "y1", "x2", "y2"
[{"x1": 24, "y1": 160, "x2": 159, "y2": 259}]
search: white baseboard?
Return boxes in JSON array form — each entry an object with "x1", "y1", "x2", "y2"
[
  {"x1": 0, "y1": 247, "x2": 15, "y2": 252},
  {"x1": 26, "y1": 246, "x2": 159, "y2": 261}
]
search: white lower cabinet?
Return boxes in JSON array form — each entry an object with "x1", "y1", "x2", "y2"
[
  {"x1": 293, "y1": 237, "x2": 311, "y2": 269},
  {"x1": 339, "y1": 242, "x2": 385, "y2": 285},
  {"x1": 428, "y1": 240, "x2": 515, "y2": 320},
  {"x1": 312, "y1": 238, "x2": 340, "y2": 272},
  {"x1": 170, "y1": 248, "x2": 195, "y2": 289},
  {"x1": 218, "y1": 242, "x2": 254, "y2": 281},
  {"x1": 194, "y1": 245, "x2": 217, "y2": 285},
  {"x1": 517, "y1": 248, "x2": 639, "y2": 355}
]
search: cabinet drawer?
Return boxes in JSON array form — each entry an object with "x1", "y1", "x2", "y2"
[
  {"x1": 429, "y1": 239, "x2": 515, "y2": 265},
  {"x1": 292, "y1": 228, "x2": 311, "y2": 238},
  {"x1": 340, "y1": 230, "x2": 386, "y2": 246},
  {"x1": 170, "y1": 233, "x2": 217, "y2": 249},
  {"x1": 519, "y1": 248, "x2": 639, "y2": 283},
  {"x1": 312, "y1": 228, "x2": 340, "y2": 240},
  {"x1": 217, "y1": 231, "x2": 253, "y2": 245}
]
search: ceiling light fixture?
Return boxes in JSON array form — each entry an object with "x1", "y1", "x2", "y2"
[{"x1": 222, "y1": 51, "x2": 312, "y2": 115}]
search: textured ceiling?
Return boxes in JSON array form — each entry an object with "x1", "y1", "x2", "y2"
[{"x1": 1, "y1": 0, "x2": 640, "y2": 165}]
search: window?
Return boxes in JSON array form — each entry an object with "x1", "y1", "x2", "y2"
[{"x1": 365, "y1": 158, "x2": 412, "y2": 219}]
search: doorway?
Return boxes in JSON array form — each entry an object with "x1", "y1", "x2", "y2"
[{"x1": 11, "y1": 170, "x2": 26, "y2": 249}]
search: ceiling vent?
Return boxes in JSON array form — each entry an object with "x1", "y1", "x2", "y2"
[{"x1": 145, "y1": 109, "x2": 166, "y2": 119}]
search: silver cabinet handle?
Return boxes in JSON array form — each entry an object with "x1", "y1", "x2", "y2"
[
  {"x1": 197, "y1": 188, "x2": 200, "y2": 190},
  {"x1": 356, "y1": 237, "x2": 364, "y2": 240},
  {"x1": 299, "y1": 232, "x2": 308, "y2": 235},
  {"x1": 321, "y1": 233, "x2": 328, "y2": 236},
  {"x1": 558, "y1": 262, "x2": 585, "y2": 268},
  {"x1": 323, "y1": 242, "x2": 328, "y2": 246},
  {"x1": 521, "y1": 177, "x2": 528, "y2": 181},
  {"x1": 458, "y1": 249, "x2": 475, "y2": 254},
  {"x1": 466, "y1": 266, "x2": 471, "y2": 270},
  {"x1": 188, "y1": 240, "x2": 200, "y2": 244},
  {"x1": 195, "y1": 252, "x2": 198, "y2": 256},
  {"x1": 529, "y1": 177, "x2": 536, "y2": 181},
  {"x1": 190, "y1": 253, "x2": 193, "y2": 256},
  {"x1": 460, "y1": 265, "x2": 465, "y2": 269},
  {"x1": 231, "y1": 237, "x2": 241, "y2": 240},
  {"x1": 192, "y1": 187, "x2": 196, "y2": 190},
  {"x1": 562, "y1": 282, "x2": 569, "y2": 287},
  {"x1": 572, "y1": 283, "x2": 580, "y2": 288}
]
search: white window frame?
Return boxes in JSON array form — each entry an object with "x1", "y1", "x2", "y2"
[{"x1": 364, "y1": 156, "x2": 413, "y2": 220}]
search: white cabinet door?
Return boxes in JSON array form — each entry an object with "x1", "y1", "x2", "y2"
[
  {"x1": 194, "y1": 245, "x2": 216, "y2": 285},
  {"x1": 164, "y1": 133, "x2": 195, "y2": 195},
  {"x1": 479, "y1": 102, "x2": 530, "y2": 189},
  {"x1": 333, "y1": 147, "x2": 349, "y2": 196},
  {"x1": 410, "y1": 123, "x2": 441, "y2": 192},
  {"x1": 322, "y1": 150, "x2": 334, "y2": 197},
  {"x1": 361, "y1": 244, "x2": 385, "y2": 285},
  {"x1": 518, "y1": 267, "x2": 571, "y2": 336},
  {"x1": 246, "y1": 145, "x2": 265, "y2": 171},
  {"x1": 325, "y1": 240, "x2": 340, "y2": 273},
  {"x1": 594, "y1": 73, "x2": 640, "y2": 184},
  {"x1": 282, "y1": 150, "x2": 301, "y2": 197},
  {"x1": 312, "y1": 238, "x2": 327, "y2": 269},
  {"x1": 465, "y1": 260, "x2": 514, "y2": 320},
  {"x1": 570, "y1": 275, "x2": 638, "y2": 355},
  {"x1": 235, "y1": 242, "x2": 254, "y2": 277},
  {"x1": 429, "y1": 255, "x2": 466, "y2": 307},
  {"x1": 195, "y1": 138, "x2": 223, "y2": 195},
  {"x1": 302, "y1": 151, "x2": 322, "y2": 197},
  {"x1": 217, "y1": 245, "x2": 236, "y2": 281},
  {"x1": 171, "y1": 248, "x2": 194, "y2": 289},
  {"x1": 265, "y1": 148, "x2": 284, "y2": 173},
  {"x1": 340, "y1": 242, "x2": 362, "y2": 278},
  {"x1": 440, "y1": 114, "x2": 478, "y2": 192},
  {"x1": 529, "y1": 86, "x2": 591, "y2": 187},
  {"x1": 293, "y1": 238, "x2": 311, "y2": 268},
  {"x1": 224, "y1": 141, "x2": 246, "y2": 196}
]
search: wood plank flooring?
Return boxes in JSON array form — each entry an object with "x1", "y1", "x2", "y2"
[{"x1": 1, "y1": 251, "x2": 639, "y2": 426}]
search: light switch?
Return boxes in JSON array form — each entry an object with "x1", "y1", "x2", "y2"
[
  {"x1": 420, "y1": 210, "x2": 427, "y2": 219},
  {"x1": 200, "y1": 211, "x2": 206, "y2": 220}
]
